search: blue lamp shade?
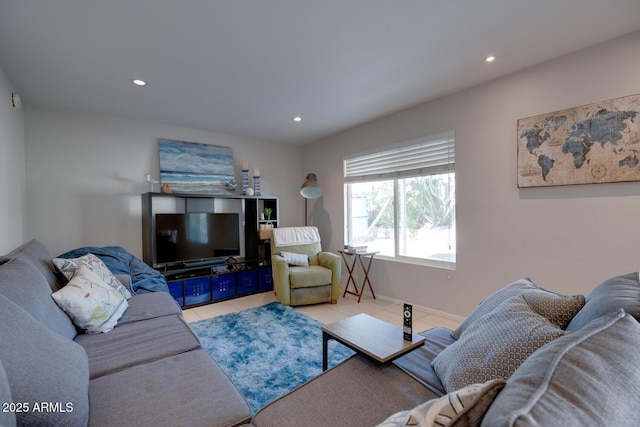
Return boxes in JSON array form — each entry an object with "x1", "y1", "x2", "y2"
[{"x1": 300, "y1": 173, "x2": 321, "y2": 199}]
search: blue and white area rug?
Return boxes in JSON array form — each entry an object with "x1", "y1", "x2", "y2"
[{"x1": 189, "y1": 302, "x2": 355, "y2": 413}]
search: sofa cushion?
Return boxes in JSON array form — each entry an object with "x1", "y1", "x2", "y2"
[
  {"x1": 117, "y1": 291, "x2": 183, "y2": 325},
  {"x1": 0, "y1": 359, "x2": 17, "y2": 427},
  {"x1": 53, "y1": 253, "x2": 132, "y2": 299},
  {"x1": 289, "y1": 265, "x2": 332, "y2": 288},
  {"x1": 252, "y1": 355, "x2": 439, "y2": 427},
  {"x1": 452, "y1": 278, "x2": 584, "y2": 339},
  {"x1": 88, "y1": 349, "x2": 251, "y2": 427},
  {"x1": 376, "y1": 379, "x2": 505, "y2": 427},
  {"x1": 0, "y1": 257, "x2": 77, "y2": 339},
  {"x1": 433, "y1": 295, "x2": 565, "y2": 392},
  {"x1": 74, "y1": 314, "x2": 201, "y2": 379},
  {"x1": 52, "y1": 266, "x2": 128, "y2": 334},
  {"x1": 6, "y1": 239, "x2": 62, "y2": 290},
  {"x1": 482, "y1": 309, "x2": 640, "y2": 426},
  {"x1": 566, "y1": 271, "x2": 640, "y2": 331},
  {"x1": 393, "y1": 327, "x2": 456, "y2": 396},
  {"x1": 0, "y1": 294, "x2": 89, "y2": 426}
]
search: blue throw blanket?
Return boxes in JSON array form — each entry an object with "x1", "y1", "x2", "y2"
[{"x1": 56, "y1": 246, "x2": 169, "y2": 294}]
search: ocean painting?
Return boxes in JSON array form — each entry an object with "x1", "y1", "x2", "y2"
[{"x1": 158, "y1": 139, "x2": 236, "y2": 194}]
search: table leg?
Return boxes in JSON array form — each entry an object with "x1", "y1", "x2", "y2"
[
  {"x1": 359, "y1": 254, "x2": 376, "y2": 301},
  {"x1": 322, "y1": 331, "x2": 330, "y2": 371},
  {"x1": 341, "y1": 252, "x2": 360, "y2": 298}
]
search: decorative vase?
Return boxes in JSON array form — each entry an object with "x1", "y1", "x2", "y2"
[
  {"x1": 253, "y1": 177, "x2": 261, "y2": 196},
  {"x1": 242, "y1": 168, "x2": 250, "y2": 195}
]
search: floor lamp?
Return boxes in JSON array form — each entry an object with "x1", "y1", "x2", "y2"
[{"x1": 300, "y1": 173, "x2": 321, "y2": 226}]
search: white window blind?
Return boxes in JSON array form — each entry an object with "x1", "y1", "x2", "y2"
[{"x1": 344, "y1": 131, "x2": 455, "y2": 182}]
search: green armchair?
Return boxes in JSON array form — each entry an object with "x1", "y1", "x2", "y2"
[{"x1": 270, "y1": 226, "x2": 341, "y2": 306}]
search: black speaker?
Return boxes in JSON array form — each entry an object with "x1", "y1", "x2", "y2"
[{"x1": 403, "y1": 303, "x2": 413, "y2": 341}]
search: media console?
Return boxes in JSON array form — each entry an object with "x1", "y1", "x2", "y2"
[
  {"x1": 141, "y1": 192, "x2": 278, "y2": 308},
  {"x1": 163, "y1": 262, "x2": 275, "y2": 308}
]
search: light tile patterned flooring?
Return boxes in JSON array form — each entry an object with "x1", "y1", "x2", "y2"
[{"x1": 183, "y1": 291, "x2": 460, "y2": 332}]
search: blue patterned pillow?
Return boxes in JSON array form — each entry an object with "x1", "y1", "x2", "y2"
[
  {"x1": 434, "y1": 295, "x2": 565, "y2": 392},
  {"x1": 452, "y1": 278, "x2": 584, "y2": 339}
]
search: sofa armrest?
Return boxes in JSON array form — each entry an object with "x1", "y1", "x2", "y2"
[
  {"x1": 317, "y1": 252, "x2": 341, "y2": 303},
  {"x1": 271, "y1": 255, "x2": 292, "y2": 305}
]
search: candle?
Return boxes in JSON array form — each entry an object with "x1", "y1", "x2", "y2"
[
  {"x1": 242, "y1": 160, "x2": 248, "y2": 170},
  {"x1": 253, "y1": 167, "x2": 260, "y2": 176}
]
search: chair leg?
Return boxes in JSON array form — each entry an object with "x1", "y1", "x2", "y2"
[{"x1": 331, "y1": 299, "x2": 337, "y2": 304}]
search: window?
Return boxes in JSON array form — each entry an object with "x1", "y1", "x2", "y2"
[{"x1": 344, "y1": 131, "x2": 455, "y2": 268}]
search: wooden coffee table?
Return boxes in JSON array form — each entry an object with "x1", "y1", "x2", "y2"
[{"x1": 322, "y1": 313, "x2": 426, "y2": 371}]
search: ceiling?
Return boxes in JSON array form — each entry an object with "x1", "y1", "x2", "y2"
[{"x1": 2, "y1": 1, "x2": 640, "y2": 145}]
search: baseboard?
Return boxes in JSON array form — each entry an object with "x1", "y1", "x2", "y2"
[{"x1": 342, "y1": 287, "x2": 465, "y2": 323}]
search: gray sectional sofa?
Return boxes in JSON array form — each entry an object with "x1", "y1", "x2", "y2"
[
  {"x1": 0, "y1": 240, "x2": 251, "y2": 427},
  {"x1": 250, "y1": 275, "x2": 640, "y2": 426},
  {"x1": 3, "y1": 238, "x2": 640, "y2": 427}
]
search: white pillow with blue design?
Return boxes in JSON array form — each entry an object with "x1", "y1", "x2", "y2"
[{"x1": 52, "y1": 265, "x2": 128, "y2": 334}]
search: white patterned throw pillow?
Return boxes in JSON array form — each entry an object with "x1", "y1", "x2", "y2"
[
  {"x1": 53, "y1": 253, "x2": 132, "y2": 299},
  {"x1": 51, "y1": 265, "x2": 128, "y2": 333},
  {"x1": 376, "y1": 379, "x2": 506, "y2": 427},
  {"x1": 279, "y1": 251, "x2": 310, "y2": 267}
]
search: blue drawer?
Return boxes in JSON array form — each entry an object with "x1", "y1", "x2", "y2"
[
  {"x1": 237, "y1": 270, "x2": 258, "y2": 295},
  {"x1": 184, "y1": 277, "x2": 211, "y2": 306},
  {"x1": 259, "y1": 267, "x2": 273, "y2": 292},
  {"x1": 213, "y1": 273, "x2": 236, "y2": 300},
  {"x1": 167, "y1": 280, "x2": 184, "y2": 307}
]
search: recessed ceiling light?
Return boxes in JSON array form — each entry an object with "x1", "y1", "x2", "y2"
[
  {"x1": 485, "y1": 56, "x2": 495, "y2": 63},
  {"x1": 132, "y1": 79, "x2": 147, "y2": 86},
  {"x1": 292, "y1": 116, "x2": 302, "y2": 122}
]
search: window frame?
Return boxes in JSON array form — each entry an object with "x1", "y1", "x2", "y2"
[{"x1": 344, "y1": 131, "x2": 456, "y2": 270}]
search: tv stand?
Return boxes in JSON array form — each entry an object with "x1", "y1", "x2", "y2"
[
  {"x1": 182, "y1": 259, "x2": 225, "y2": 269},
  {"x1": 141, "y1": 192, "x2": 278, "y2": 308}
]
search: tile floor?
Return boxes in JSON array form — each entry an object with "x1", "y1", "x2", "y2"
[{"x1": 183, "y1": 291, "x2": 461, "y2": 332}]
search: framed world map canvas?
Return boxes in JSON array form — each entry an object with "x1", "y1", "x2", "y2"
[
  {"x1": 158, "y1": 139, "x2": 235, "y2": 194},
  {"x1": 517, "y1": 94, "x2": 640, "y2": 188}
]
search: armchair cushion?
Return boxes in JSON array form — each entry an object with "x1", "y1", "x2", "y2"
[{"x1": 289, "y1": 265, "x2": 333, "y2": 289}]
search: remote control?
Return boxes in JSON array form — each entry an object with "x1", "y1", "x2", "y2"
[{"x1": 403, "y1": 303, "x2": 413, "y2": 341}]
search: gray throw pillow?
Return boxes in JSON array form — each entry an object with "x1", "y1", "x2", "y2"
[
  {"x1": 566, "y1": 272, "x2": 640, "y2": 331},
  {"x1": 452, "y1": 278, "x2": 584, "y2": 339},
  {"x1": 0, "y1": 257, "x2": 77, "y2": 339},
  {"x1": 6, "y1": 239, "x2": 62, "y2": 290},
  {"x1": 0, "y1": 294, "x2": 89, "y2": 426},
  {"x1": 482, "y1": 309, "x2": 640, "y2": 427},
  {"x1": 433, "y1": 295, "x2": 565, "y2": 393}
]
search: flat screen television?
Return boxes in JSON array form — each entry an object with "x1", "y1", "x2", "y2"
[{"x1": 155, "y1": 212, "x2": 241, "y2": 267}]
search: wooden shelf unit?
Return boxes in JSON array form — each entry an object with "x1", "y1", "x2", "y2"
[{"x1": 141, "y1": 192, "x2": 278, "y2": 308}]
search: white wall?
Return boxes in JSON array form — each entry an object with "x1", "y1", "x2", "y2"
[
  {"x1": 24, "y1": 108, "x2": 304, "y2": 257},
  {"x1": 0, "y1": 65, "x2": 26, "y2": 253},
  {"x1": 303, "y1": 31, "x2": 640, "y2": 317}
]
